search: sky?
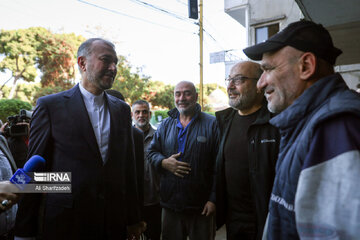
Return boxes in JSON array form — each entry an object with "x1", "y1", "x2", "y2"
[{"x1": 0, "y1": 0, "x2": 246, "y2": 87}]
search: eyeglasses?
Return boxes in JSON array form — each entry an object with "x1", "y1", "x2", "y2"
[{"x1": 225, "y1": 75, "x2": 258, "y2": 86}]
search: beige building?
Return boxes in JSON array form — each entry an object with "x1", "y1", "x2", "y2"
[{"x1": 224, "y1": 0, "x2": 360, "y2": 90}]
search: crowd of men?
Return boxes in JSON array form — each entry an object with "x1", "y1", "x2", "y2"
[{"x1": 0, "y1": 19, "x2": 359, "y2": 240}]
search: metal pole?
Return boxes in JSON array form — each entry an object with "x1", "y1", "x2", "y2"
[{"x1": 199, "y1": 0, "x2": 204, "y2": 108}]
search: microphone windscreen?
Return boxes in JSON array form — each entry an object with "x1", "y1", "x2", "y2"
[{"x1": 23, "y1": 155, "x2": 45, "y2": 172}]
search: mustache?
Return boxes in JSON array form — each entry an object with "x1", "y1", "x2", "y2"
[
  {"x1": 177, "y1": 101, "x2": 189, "y2": 105},
  {"x1": 104, "y1": 71, "x2": 116, "y2": 78},
  {"x1": 228, "y1": 90, "x2": 240, "y2": 95}
]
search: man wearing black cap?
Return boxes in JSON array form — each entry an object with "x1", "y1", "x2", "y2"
[{"x1": 244, "y1": 20, "x2": 360, "y2": 239}]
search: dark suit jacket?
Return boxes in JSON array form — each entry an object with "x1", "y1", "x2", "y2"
[
  {"x1": 132, "y1": 127, "x2": 144, "y2": 216},
  {"x1": 15, "y1": 84, "x2": 141, "y2": 240}
]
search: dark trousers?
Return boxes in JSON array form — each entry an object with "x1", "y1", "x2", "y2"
[
  {"x1": 226, "y1": 220, "x2": 256, "y2": 240},
  {"x1": 143, "y1": 204, "x2": 162, "y2": 240},
  {"x1": 162, "y1": 208, "x2": 215, "y2": 240},
  {"x1": 0, "y1": 229, "x2": 13, "y2": 240}
]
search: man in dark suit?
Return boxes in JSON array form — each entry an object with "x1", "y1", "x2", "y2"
[{"x1": 14, "y1": 38, "x2": 142, "y2": 240}]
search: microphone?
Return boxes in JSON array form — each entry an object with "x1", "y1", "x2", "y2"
[{"x1": 10, "y1": 155, "x2": 45, "y2": 189}]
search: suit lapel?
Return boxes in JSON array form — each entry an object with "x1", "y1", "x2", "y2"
[
  {"x1": 105, "y1": 94, "x2": 129, "y2": 165},
  {"x1": 64, "y1": 85, "x2": 102, "y2": 161}
]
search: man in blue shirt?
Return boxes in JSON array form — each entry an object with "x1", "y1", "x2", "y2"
[{"x1": 148, "y1": 81, "x2": 219, "y2": 240}]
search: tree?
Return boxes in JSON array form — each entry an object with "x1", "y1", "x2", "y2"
[
  {"x1": 0, "y1": 27, "x2": 45, "y2": 98},
  {"x1": 37, "y1": 32, "x2": 84, "y2": 88},
  {"x1": 0, "y1": 27, "x2": 84, "y2": 99},
  {"x1": 148, "y1": 81, "x2": 175, "y2": 109},
  {"x1": 0, "y1": 99, "x2": 32, "y2": 123},
  {"x1": 111, "y1": 56, "x2": 151, "y2": 104}
]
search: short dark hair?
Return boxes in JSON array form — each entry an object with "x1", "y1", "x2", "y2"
[
  {"x1": 77, "y1": 38, "x2": 115, "y2": 71},
  {"x1": 77, "y1": 38, "x2": 115, "y2": 58},
  {"x1": 132, "y1": 100, "x2": 150, "y2": 109}
]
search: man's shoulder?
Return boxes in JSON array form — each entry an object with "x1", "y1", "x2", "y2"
[
  {"x1": 199, "y1": 112, "x2": 217, "y2": 124},
  {"x1": 37, "y1": 86, "x2": 77, "y2": 104},
  {"x1": 215, "y1": 107, "x2": 235, "y2": 126},
  {"x1": 107, "y1": 94, "x2": 131, "y2": 112}
]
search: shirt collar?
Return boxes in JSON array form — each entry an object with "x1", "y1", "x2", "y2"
[{"x1": 79, "y1": 83, "x2": 105, "y2": 107}]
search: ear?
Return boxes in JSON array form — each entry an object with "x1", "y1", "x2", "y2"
[
  {"x1": 195, "y1": 92, "x2": 199, "y2": 102},
  {"x1": 299, "y1": 52, "x2": 316, "y2": 81},
  {"x1": 78, "y1": 56, "x2": 86, "y2": 72}
]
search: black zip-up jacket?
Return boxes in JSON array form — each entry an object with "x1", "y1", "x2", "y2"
[
  {"x1": 215, "y1": 103, "x2": 279, "y2": 240},
  {"x1": 147, "y1": 104, "x2": 219, "y2": 213}
]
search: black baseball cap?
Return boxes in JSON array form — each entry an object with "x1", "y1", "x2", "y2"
[{"x1": 243, "y1": 20, "x2": 342, "y2": 65}]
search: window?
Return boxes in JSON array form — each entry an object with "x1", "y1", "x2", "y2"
[{"x1": 255, "y1": 23, "x2": 279, "y2": 44}]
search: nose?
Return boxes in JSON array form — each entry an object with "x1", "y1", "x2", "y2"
[
  {"x1": 178, "y1": 94, "x2": 186, "y2": 101},
  {"x1": 257, "y1": 72, "x2": 266, "y2": 92},
  {"x1": 109, "y1": 62, "x2": 117, "y2": 72},
  {"x1": 227, "y1": 80, "x2": 235, "y2": 91}
]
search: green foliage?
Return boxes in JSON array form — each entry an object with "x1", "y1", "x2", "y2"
[
  {"x1": 0, "y1": 27, "x2": 84, "y2": 99},
  {"x1": 204, "y1": 111, "x2": 215, "y2": 116},
  {"x1": 0, "y1": 99, "x2": 32, "y2": 123},
  {"x1": 154, "y1": 110, "x2": 168, "y2": 122},
  {"x1": 111, "y1": 56, "x2": 151, "y2": 104},
  {"x1": 37, "y1": 32, "x2": 84, "y2": 88},
  {"x1": 32, "y1": 85, "x2": 68, "y2": 106},
  {"x1": 148, "y1": 81, "x2": 175, "y2": 109}
]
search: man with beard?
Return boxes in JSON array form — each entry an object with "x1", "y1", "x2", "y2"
[
  {"x1": 215, "y1": 61, "x2": 279, "y2": 240},
  {"x1": 148, "y1": 81, "x2": 219, "y2": 240},
  {"x1": 15, "y1": 38, "x2": 143, "y2": 240},
  {"x1": 132, "y1": 100, "x2": 161, "y2": 240}
]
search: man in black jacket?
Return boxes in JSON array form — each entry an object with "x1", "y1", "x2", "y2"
[{"x1": 216, "y1": 61, "x2": 279, "y2": 240}]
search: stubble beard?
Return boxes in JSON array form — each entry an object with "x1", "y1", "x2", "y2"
[
  {"x1": 229, "y1": 90, "x2": 258, "y2": 111},
  {"x1": 176, "y1": 102, "x2": 196, "y2": 116},
  {"x1": 87, "y1": 70, "x2": 113, "y2": 91}
]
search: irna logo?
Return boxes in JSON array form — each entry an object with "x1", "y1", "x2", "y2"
[{"x1": 34, "y1": 172, "x2": 71, "y2": 182}]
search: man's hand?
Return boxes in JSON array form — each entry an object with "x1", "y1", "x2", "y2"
[
  {"x1": 201, "y1": 201, "x2": 216, "y2": 217},
  {"x1": 161, "y1": 152, "x2": 191, "y2": 178},
  {"x1": 0, "y1": 181, "x2": 20, "y2": 212},
  {"x1": 0, "y1": 122, "x2": 8, "y2": 134},
  {"x1": 127, "y1": 221, "x2": 147, "y2": 240}
]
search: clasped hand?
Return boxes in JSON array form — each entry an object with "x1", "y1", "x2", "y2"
[{"x1": 161, "y1": 152, "x2": 191, "y2": 178}]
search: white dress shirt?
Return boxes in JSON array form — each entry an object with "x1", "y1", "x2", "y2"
[{"x1": 79, "y1": 84, "x2": 110, "y2": 163}]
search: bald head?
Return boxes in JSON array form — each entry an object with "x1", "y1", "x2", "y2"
[
  {"x1": 175, "y1": 81, "x2": 197, "y2": 95},
  {"x1": 230, "y1": 61, "x2": 263, "y2": 79},
  {"x1": 174, "y1": 81, "x2": 198, "y2": 116}
]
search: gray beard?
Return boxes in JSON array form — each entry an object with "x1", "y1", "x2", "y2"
[
  {"x1": 228, "y1": 92, "x2": 258, "y2": 111},
  {"x1": 135, "y1": 121, "x2": 149, "y2": 129}
]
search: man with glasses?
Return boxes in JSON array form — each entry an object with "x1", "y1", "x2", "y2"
[{"x1": 215, "y1": 61, "x2": 280, "y2": 240}]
